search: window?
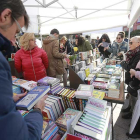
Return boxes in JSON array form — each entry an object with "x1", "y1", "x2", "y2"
[{"x1": 137, "y1": 25, "x2": 140, "y2": 30}]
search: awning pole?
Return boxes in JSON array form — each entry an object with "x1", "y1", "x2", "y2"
[{"x1": 128, "y1": 27, "x2": 131, "y2": 51}]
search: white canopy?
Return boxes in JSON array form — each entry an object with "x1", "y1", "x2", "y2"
[{"x1": 22, "y1": 0, "x2": 139, "y2": 35}]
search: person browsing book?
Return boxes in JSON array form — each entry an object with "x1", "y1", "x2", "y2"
[
  {"x1": 105, "y1": 32, "x2": 128, "y2": 58},
  {"x1": 98, "y1": 34, "x2": 111, "y2": 58},
  {"x1": 42, "y1": 29, "x2": 68, "y2": 87},
  {"x1": 0, "y1": 1, "x2": 47, "y2": 140},
  {"x1": 15, "y1": 33, "x2": 49, "y2": 81},
  {"x1": 120, "y1": 36, "x2": 140, "y2": 120},
  {"x1": 75, "y1": 35, "x2": 93, "y2": 52}
]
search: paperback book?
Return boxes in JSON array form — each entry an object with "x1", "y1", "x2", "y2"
[{"x1": 16, "y1": 86, "x2": 50, "y2": 110}]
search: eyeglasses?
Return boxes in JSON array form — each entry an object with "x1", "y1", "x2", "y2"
[
  {"x1": 117, "y1": 38, "x2": 121, "y2": 40},
  {"x1": 129, "y1": 41, "x2": 139, "y2": 45},
  {"x1": 13, "y1": 17, "x2": 24, "y2": 37}
]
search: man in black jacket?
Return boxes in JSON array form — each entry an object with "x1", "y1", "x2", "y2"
[{"x1": 121, "y1": 36, "x2": 140, "y2": 119}]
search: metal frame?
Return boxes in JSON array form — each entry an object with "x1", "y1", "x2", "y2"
[
  {"x1": 78, "y1": 0, "x2": 128, "y2": 19},
  {"x1": 39, "y1": 9, "x2": 74, "y2": 25},
  {"x1": 40, "y1": 16, "x2": 75, "y2": 19},
  {"x1": 57, "y1": 1, "x2": 75, "y2": 18},
  {"x1": 23, "y1": 0, "x2": 58, "y2": 8},
  {"x1": 23, "y1": 0, "x2": 131, "y2": 31}
]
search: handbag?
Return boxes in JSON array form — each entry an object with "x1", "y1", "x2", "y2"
[{"x1": 127, "y1": 69, "x2": 140, "y2": 97}]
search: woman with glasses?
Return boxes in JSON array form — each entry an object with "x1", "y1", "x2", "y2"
[
  {"x1": 98, "y1": 34, "x2": 111, "y2": 58},
  {"x1": 120, "y1": 36, "x2": 140, "y2": 120},
  {"x1": 105, "y1": 32, "x2": 128, "y2": 58},
  {"x1": 14, "y1": 33, "x2": 49, "y2": 81}
]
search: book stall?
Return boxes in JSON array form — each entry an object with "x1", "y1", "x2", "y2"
[{"x1": 11, "y1": 48, "x2": 124, "y2": 140}]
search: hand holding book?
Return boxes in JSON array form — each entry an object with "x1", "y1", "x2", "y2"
[
  {"x1": 34, "y1": 95, "x2": 48, "y2": 112},
  {"x1": 13, "y1": 92, "x2": 27, "y2": 102}
]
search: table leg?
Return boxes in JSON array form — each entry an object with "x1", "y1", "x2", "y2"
[{"x1": 111, "y1": 102, "x2": 114, "y2": 140}]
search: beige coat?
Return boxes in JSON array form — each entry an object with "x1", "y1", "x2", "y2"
[{"x1": 42, "y1": 35, "x2": 65, "y2": 77}]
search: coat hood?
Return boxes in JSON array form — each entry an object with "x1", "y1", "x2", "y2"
[{"x1": 43, "y1": 35, "x2": 58, "y2": 45}]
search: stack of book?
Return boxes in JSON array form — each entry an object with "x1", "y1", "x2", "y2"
[
  {"x1": 43, "y1": 95, "x2": 65, "y2": 121},
  {"x1": 113, "y1": 68, "x2": 122, "y2": 76},
  {"x1": 75, "y1": 84, "x2": 94, "y2": 111},
  {"x1": 100, "y1": 67, "x2": 115, "y2": 75},
  {"x1": 77, "y1": 84, "x2": 94, "y2": 93},
  {"x1": 73, "y1": 97, "x2": 111, "y2": 140},
  {"x1": 56, "y1": 88, "x2": 77, "y2": 110},
  {"x1": 12, "y1": 78, "x2": 37, "y2": 91},
  {"x1": 95, "y1": 78, "x2": 110, "y2": 83},
  {"x1": 37, "y1": 76, "x2": 62, "y2": 95},
  {"x1": 110, "y1": 76, "x2": 121, "y2": 83},
  {"x1": 108, "y1": 83, "x2": 120, "y2": 98},
  {"x1": 16, "y1": 86, "x2": 50, "y2": 111},
  {"x1": 97, "y1": 73, "x2": 111, "y2": 79},
  {"x1": 41, "y1": 120, "x2": 59, "y2": 140},
  {"x1": 92, "y1": 82, "x2": 108, "y2": 90},
  {"x1": 56, "y1": 108, "x2": 82, "y2": 133},
  {"x1": 75, "y1": 91, "x2": 92, "y2": 100}
]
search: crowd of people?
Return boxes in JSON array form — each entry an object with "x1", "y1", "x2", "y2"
[{"x1": 0, "y1": 0, "x2": 140, "y2": 140}]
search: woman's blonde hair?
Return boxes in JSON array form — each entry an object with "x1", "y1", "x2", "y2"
[
  {"x1": 20, "y1": 33, "x2": 35, "y2": 50},
  {"x1": 60, "y1": 36, "x2": 67, "y2": 42}
]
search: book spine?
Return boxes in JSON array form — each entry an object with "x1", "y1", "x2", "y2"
[
  {"x1": 74, "y1": 97, "x2": 79, "y2": 110},
  {"x1": 67, "y1": 95, "x2": 72, "y2": 109},
  {"x1": 62, "y1": 94, "x2": 67, "y2": 109},
  {"x1": 82, "y1": 99, "x2": 85, "y2": 111},
  {"x1": 79, "y1": 99, "x2": 82, "y2": 111},
  {"x1": 69, "y1": 97, "x2": 74, "y2": 109},
  {"x1": 65, "y1": 92, "x2": 70, "y2": 108}
]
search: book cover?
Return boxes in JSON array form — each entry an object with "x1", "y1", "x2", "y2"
[
  {"x1": 66, "y1": 134, "x2": 82, "y2": 140},
  {"x1": 12, "y1": 85, "x2": 21, "y2": 94},
  {"x1": 77, "y1": 84, "x2": 94, "y2": 93},
  {"x1": 56, "y1": 108, "x2": 80, "y2": 128},
  {"x1": 92, "y1": 82, "x2": 107, "y2": 89},
  {"x1": 75, "y1": 91, "x2": 92, "y2": 99},
  {"x1": 108, "y1": 83, "x2": 120, "y2": 90},
  {"x1": 87, "y1": 97, "x2": 107, "y2": 110},
  {"x1": 92, "y1": 90, "x2": 105, "y2": 100},
  {"x1": 16, "y1": 86, "x2": 50, "y2": 110},
  {"x1": 13, "y1": 79, "x2": 28, "y2": 86},
  {"x1": 37, "y1": 76, "x2": 60, "y2": 86},
  {"x1": 20, "y1": 81, "x2": 37, "y2": 91}
]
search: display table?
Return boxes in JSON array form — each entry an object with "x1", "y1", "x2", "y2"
[
  {"x1": 9, "y1": 61, "x2": 23, "y2": 78},
  {"x1": 104, "y1": 82, "x2": 124, "y2": 104}
]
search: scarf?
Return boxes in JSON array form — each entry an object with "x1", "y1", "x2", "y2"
[
  {"x1": 126, "y1": 46, "x2": 140, "y2": 63},
  {"x1": 116, "y1": 41, "x2": 123, "y2": 46},
  {"x1": 0, "y1": 33, "x2": 13, "y2": 57}
]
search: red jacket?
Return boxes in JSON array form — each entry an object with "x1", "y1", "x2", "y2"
[{"x1": 15, "y1": 47, "x2": 49, "y2": 81}]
